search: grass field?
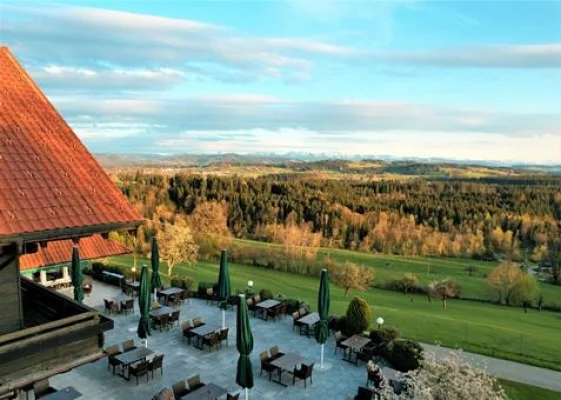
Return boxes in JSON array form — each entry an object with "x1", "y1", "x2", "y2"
[
  {"x1": 234, "y1": 239, "x2": 561, "y2": 307},
  {"x1": 109, "y1": 254, "x2": 561, "y2": 372},
  {"x1": 499, "y1": 379, "x2": 561, "y2": 400}
]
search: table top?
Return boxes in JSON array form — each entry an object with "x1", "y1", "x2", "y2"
[
  {"x1": 127, "y1": 281, "x2": 140, "y2": 288},
  {"x1": 149, "y1": 306, "x2": 173, "y2": 318},
  {"x1": 341, "y1": 335, "x2": 371, "y2": 350},
  {"x1": 180, "y1": 383, "x2": 227, "y2": 400},
  {"x1": 113, "y1": 294, "x2": 134, "y2": 303},
  {"x1": 256, "y1": 299, "x2": 281, "y2": 309},
  {"x1": 270, "y1": 352, "x2": 309, "y2": 371},
  {"x1": 297, "y1": 312, "x2": 320, "y2": 326},
  {"x1": 159, "y1": 287, "x2": 184, "y2": 296},
  {"x1": 191, "y1": 324, "x2": 221, "y2": 337},
  {"x1": 114, "y1": 347, "x2": 154, "y2": 365},
  {"x1": 41, "y1": 387, "x2": 82, "y2": 400}
]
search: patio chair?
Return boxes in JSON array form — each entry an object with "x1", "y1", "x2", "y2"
[
  {"x1": 123, "y1": 285, "x2": 135, "y2": 297},
  {"x1": 205, "y1": 288, "x2": 216, "y2": 305},
  {"x1": 227, "y1": 394, "x2": 240, "y2": 400},
  {"x1": 253, "y1": 294, "x2": 261, "y2": 304},
  {"x1": 171, "y1": 294, "x2": 181, "y2": 308},
  {"x1": 105, "y1": 345, "x2": 122, "y2": 374},
  {"x1": 356, "y1": 343, "x2": 375, "y2": 364},
  {"x1": 269, "y1": 346, "x2": 284, "y2": 360},
  {"x1": 172, "y1": 381, "x2": 188, "y2": 398},
  {"x1": 354, "y1": 386, "x2": 376, "y2": 400},
  {"x1": 267, "y1": 305, "x2": 282, "y2": 321},
  {"x1": 180, "y1": 290, "x2": 190, "y2": 305},
  {"x1": 366, "y1": 362, "x2": 383, "y2": 388},
  {"x1": 187, "y1": 375, "x2": 206, "y2": 392},
  {"x1": 182, "y1": 321, "x2": 194, "y2": 344},
  {"x1": 202, "y1": 331, "x2": 221, "y2": 352},
  {"x1": 328, "y1": 316, "x2": 339, "y2": 335},
  {"x1": 219, "y1": 327, "x2": 229, "y2": 347},
  {"x1": 246, "y1": 298, "x2": 256, "y2": 316},
  {"x1": 298, "y1": 307, "x2": 308, "y2": 317},
  {"x1": 169, "y1": 310, "x2": 180, "y2": 327},
  {"x1": 148, "y1": 353, "x2": 164, "y2": 379},
  {"x1": 292, "y1": 311, "x2": 302, "y2": 331},
  {"x1": 122, "y1": 299, "x2": 135, "y2": 315},
  {"x1": 293, "y1": 363, "x2": 314, "y2": 388},
  {"x1": 33, "y1": 379, "x2": 56, "y2": 399},
  {"x1": 130, "y1": 361, "x2": 149, "y2": 385},
  {"x1": 259, "y1": 351, "x2": 275, "y2": 381},
  {"x1": 155, "y1": 314, "x2": 170, "y2": 332},
  {"x1": 335, "y1": 331, "x2": 348, "y2": 355},
  {"x1": 104, "y1": 299, "x2": 119, "y2": 314},
  {"x1": 279, "y1": 302, "x2": 288, "y2": 318},
  {"x1": 192, "y1": 317, "x2": 204, "y2": 327},
  {"x1": 122, "y1": 339, "x2": 136, "y2": 352}
]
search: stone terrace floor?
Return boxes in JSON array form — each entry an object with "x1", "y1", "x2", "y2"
[{"x1": 50, "y1": 281, "x2": 375, "y2": 400}]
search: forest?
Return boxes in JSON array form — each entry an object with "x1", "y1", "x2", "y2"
[{"x1": 115, "y1": 171, "x2": 561, "y2": 272}]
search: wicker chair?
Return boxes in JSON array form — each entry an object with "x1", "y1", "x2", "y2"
[
  {"x1": 269, "y1": 345, "x2": 284, "y2": 360},
  {"x1": 259, "y1": 351, "x2": 276, "y2": 381},
  {"x1": 192, "y1": 317, "x2": 204, "y2": 327},
  {"x1": 104, "y1": 299, "x2": 119, "y2": 314},
  {"x1": 187, "y1": 375, "x2": 206, "y2": 392},
  {"x1": 182, "y1": 321, "x2": 194, "y2": 344},
  {"x1": 105, "y1": 345, "x2": 122, "y2": 374},
  {"x1": 172, "y1": 381, "x2": 188, "y2": 398},
  {"x1": 130, "y1": 361, "x2": 149, "y2": 385},
  {"x1": 292, "y1": 311, "x2": 302, "y2": 331},
  {"x1": 122, "y1": 299, "x2": 135, "y2": 315},
  {"x1": 33, "y1": 379, "x2": 56, "y2": 399},
  {"x1": 149, "y1": 354, "x2": 165, "y2": 379},
  {"x1": 219, "y1": 327, "x2": 229, "y2": 348},
  {"x1": 155, "y1": 314, "x2": 170, "y2": 332},
  {"x1": 335, "y1": 331, "x2": 348, "y2": 355},
  {"x1": 169, "y1": 310, "x2": 180, "y2": 327},
  {"x1": 293, "y1": 363, "x2": 314, "y2": 388},
  {"x1": 122, "y1": 339, "x2": 136, "y2": 352},
  {"x1": 202, "y1": 331, "x2": 221, "y2": 352}
]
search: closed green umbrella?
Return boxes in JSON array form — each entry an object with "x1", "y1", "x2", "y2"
[
  {"x1": 151, "y1": 237, "x2": 162, "y2": 298},
  {"x1": 217, "y1": 249, "x2": 232, "y2": 328},
  {"x1": 315, "y1": 269, "x2": 330, "y2": 369},
  {"x1": 71, "y1": 246, "x2": 83, "y2": 303},
  {"x1": 137, "y1": 264, "x2": 151, "y2": 346},
  {"x1": 236, "y1": 294, "x2": 254, "y2": 400}
]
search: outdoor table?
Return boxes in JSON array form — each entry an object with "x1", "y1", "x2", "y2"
[
  {"x1": 158, "y1": 287, "x2": 184, "y2": 305},
  {"x1": 269, "y1": 352, "x2": 310, "y2": 387},
  {"x1": 296, "y1": 312, "x2": 320, "y2": 336},
  {"x1": 255, "y1": 299, "x2": 280, "y2": 320},
  {"x1": 190, "y1": 324, "x2": 221, "y2": 349},
  {"x1": 149, "y1": 305, "x2": 173, "y2": 319},
  {"x1": 180, "y1": 383, "x2": 227, "y2": 400},
  {"x1": 341, "y1": 335, "x2": 372, "y2": 364},
  {"x1": 40, "y1": 387, "x2": 82, "y2": 400},
  {"x1": 113, "y1": 294, "x2": 134, "y2": 311},
  {"x1": 127, "y1": 281, "x2": 140, "y2": 290},
  {"x1": 114, "y1": 347, "x2": 154, "y2": 380}
]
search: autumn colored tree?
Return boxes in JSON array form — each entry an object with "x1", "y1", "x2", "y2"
[
  {"x1": 187, "y1": 200, "x2": 232, "y2": 259},
  {"x1": 484, "y1": 262, "x2": 540, "y2": 307},
  {"x1": 428, "y1": 278, "x2": 459, "y2": 309},
  {"x1": 545, "y1": 238, "x2": 561, "y2": 285},
  {"x1": 331, "y1": 261, "x2": 375, "y2": 297},
  {"x1": 157, "y1": 225, "x2": 199, "y2": 276}
]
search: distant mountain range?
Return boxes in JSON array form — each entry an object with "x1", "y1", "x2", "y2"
[{"x1": 95, "y1": 152, "x2": 561, "y2": 175}]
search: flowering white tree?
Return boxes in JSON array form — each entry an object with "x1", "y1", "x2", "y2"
[{"x1": 377, "y1": 351, "x2": 506, "y2": 400}]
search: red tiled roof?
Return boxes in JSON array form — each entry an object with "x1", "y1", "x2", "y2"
[
  {"x1": 0, "y1": 47, "x2": 142, "y2": 241},
  {"x1": 19, "y1": 234, "x2": 130, "y2": 270}
]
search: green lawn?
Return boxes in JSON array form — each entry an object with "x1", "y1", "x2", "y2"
[
  {"x1": 499, "y1": 379, "x2": 561, "y2": 400},
  {"x1": 234, "y1": 239, "x2": 561, "y2": 307},
  {"x1": 110, "y1": 254, "x2": 561, "y2": 372}
]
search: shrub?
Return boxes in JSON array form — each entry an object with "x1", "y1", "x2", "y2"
[
  {"x1": 346, "y1": 297, "x2": 372, "y2": 335},
  {"x1": 387, "y1": 339, "x2": 424, "y2": 372},
  {"x1": 284, "y1": 298, "x2": 300, "y2": 314},
  {"x1": 259, "y1": 288, "x2": 273, "y2": 300},
  {"x1": 369, "y1": 326, "x2": 400, "y2": 345},
  {"x1": 336, "y1": 315, "x2": 351, "y2": 336}
]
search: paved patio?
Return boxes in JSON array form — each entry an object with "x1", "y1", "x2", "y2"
[{"x1": 50, "y1": 281, "x2": 373, "y2": 399}]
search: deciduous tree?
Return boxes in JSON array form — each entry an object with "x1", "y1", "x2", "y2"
[
  {"x1": 429, "y1": 278, "x2": 459, "y2": 309},
  {"x1": 331, "y1": 261, "x2": 375, "y2": 297},
  {"x1": 157, "y1": 225, "x2": 198, "y2": 276}
]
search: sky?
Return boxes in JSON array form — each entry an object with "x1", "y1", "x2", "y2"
[{"x1": 1, "y1": 0, "x2": 560, "y2": 163}]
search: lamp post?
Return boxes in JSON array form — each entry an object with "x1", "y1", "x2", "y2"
[
  {"x1": 376, "y1": 316, "x2": 384, "y2": 330},
  {"x1": 246, "y1": 280, "x2": 254, "y2": 297}
]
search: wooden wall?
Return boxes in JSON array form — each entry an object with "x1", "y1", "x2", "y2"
[{"x1": 0, "y1": 246, "x2": 22, "y2": 335}]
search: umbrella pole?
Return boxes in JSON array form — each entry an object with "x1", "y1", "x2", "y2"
[
  {"x1": 222, "y1": 309, "x2": 226, "y2": 329},
  {"x1": 245, "y1": 388, "x2": 248, "y2": 400},
  {"x1": 321, "y1": 344, "x2": 324, "y2": 369}
]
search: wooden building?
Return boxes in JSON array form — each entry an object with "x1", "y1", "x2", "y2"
[{"x1": 0, "y1": 47, "x2": 142, "y2": 396}]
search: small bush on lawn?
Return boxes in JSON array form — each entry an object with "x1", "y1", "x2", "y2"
[
  {"x1": 284, "y1": 298, "x2": 300, "y2": 314},
  {"x1": 259, "y1": 288, "x2": 273, "y2": 300},
  {"x1": 369, "y1": 326, "x2": 401, "y2": 345},
  {"x1": 346, "y1": 297, "x2": 372, "y2": 335},
  {"x1": 170, "y1": 275, "x2": 193, "y2": 289},
  {"x1": 387, "y1": 339, "x2": 424, "y2": 372}
]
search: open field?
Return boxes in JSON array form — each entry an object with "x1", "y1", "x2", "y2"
[
  {"x1": 108, "y1": 254, "x2": 561, "y2": 372},
  {"x1": 499, "y1": 379, "x2": 561, "y2": 400},
  {"x1": 234, "y1": 239, "x2": 561, "y2": 307}
]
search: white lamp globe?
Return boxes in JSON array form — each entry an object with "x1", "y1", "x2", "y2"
[
  {"x1": 376, "y1": 317, "x2": 384, "y2": 327},
  {"x1": 247, "y1": 280, "x2": 254, "y2": 288}
]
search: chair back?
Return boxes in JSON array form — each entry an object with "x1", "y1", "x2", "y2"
[
  {"x1": 253, "y1": 295, "x2": 261, "y2": 303},
  {"x1": 122, "y1": 339, "x2": 135, "y2": 352},
  {"x1": 246, "y1": 298, "x2": 253, "y2": 307},
  {"x1": 270, "y1": 346, "x2": 280, "y2": 358},
  {"x1": 105, "y1": 345, "x2": 120, "y2": 356},
  {"x1": 292, "y1": 311, "x2": 300, "y2": 320},
  {"x1": 134, "y1": 361, "x2": 149, "y2": 375},
  {"x1": 181, "y1": 290, "x2": 189, "y2": 300},
  {"x1": 187, "y1": 374, "x2": 202, "y2": 389},
  {"x1": 298, "y1": 307, "x2": 307, "y2": 316},
  {"x1": 125, "y1": 299, "x2": 134, "y2": 309},
  {"x1": 160, "y1": 314, "x2": 170, "y2": 326},
  {"x1": 172, "y1": 381, "x2": 186, "y2": 398},
  {"x1": 335, "y1": 331, "x2": 344, "y2": 342},
  {"x1": 305, "y1": 363, "x2": 314, "y2": 378},
  {"x1": 206, "y1": 287, "x2": 214, "y2": 295},
  {"x1": 280, "y1": 303, "x2": 287, "y2": 316},
  {"x1": 220, "y1": 327, "x2": 229, "y2": 341},
  {"x1": 104, "y1": 299, "x2": 112, "y2": 309},
  {"x1": 259, "y1": 351, "x2": 269, "y2": 362},
  {"x1": 212, "y1": 331, "x2": 220, "y2": 345},
  {"x1": 33, "y1": 379, "x2": 51, "y2": 395},
  {"x1": 182, "y1": 320, "x2": 193, "y2": 332},
  {"x1": 152, "y1": 354, "x2": 164, "y2": 369},
  {"x1": 171, "y1": 310, "x2": 180, "y2": 322},
  {"x1": 193, "y1": 317, "x2": 203, "y2": 326}
]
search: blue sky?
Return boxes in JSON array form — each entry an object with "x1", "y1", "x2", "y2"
[{"x1": 1, "y1": 0, "x2": 560, "y2": 162}]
